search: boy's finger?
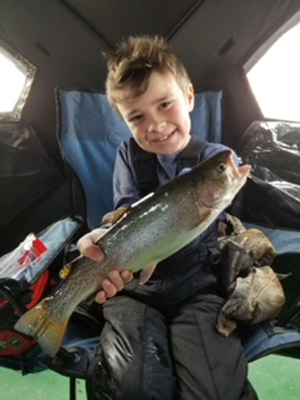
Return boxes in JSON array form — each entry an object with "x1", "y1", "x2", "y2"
[
  {"x1": 94, "y1": 290, "x2": 107, "y2": 304},
  {"x1": 120, "y1": 270, "x2": 134, "y2": 283},
  {"x1": 108, "y1": 270, "x2": 125, "y2": 291},
  {"x1": 94, "y1": 270, "x2": 133, "y2": 305},
  {"x1": 102, "y1": 278, "x2": 118, "y2": 298}
]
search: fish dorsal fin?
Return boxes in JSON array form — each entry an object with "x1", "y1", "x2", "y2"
[
  {"x1": 102, "y1": 206, "x2": 132, "y2": 225},
  {"x1": 139, "y1": 262, "x2": 158, "y2": 285}
]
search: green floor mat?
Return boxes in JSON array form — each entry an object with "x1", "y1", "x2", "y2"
[{"x1": 0, "y1": 354, "x2": 299, "y2": 399}]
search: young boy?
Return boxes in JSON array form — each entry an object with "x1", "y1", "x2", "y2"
[{"x1": 78, "y1": 35, "x2": 258, "y2": 400}]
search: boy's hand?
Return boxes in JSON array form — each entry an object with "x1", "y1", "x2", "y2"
[
  {"x1": 77, "y1": 227, "x2": 107, "y2": 262},
  {"x1": 77, "y1": 228, "x2": 133, "y2": 304},
  {"x1": 95, "y1": 269, "x2": 133, "y2": 304}
]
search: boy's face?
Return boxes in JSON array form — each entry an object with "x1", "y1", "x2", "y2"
[{"x1": 117, "y1": 71, "x2": 195, "y2": 155}]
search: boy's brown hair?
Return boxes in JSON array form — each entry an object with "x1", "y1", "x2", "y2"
[{"x1": 105, "y1": 35, "x2": 191, "y2": 108}]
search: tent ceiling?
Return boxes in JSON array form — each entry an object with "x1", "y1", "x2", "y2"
[
  {"x1": 61, "y1": 0, "x2": 204, "y2": 49},
  {"x1": 1, "y1": 0, "x2": 300, "y2": 163}
]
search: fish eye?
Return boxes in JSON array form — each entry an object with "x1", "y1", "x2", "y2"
[{"x1": 218, "y1": 162, "x2": 226, "y2": 173}]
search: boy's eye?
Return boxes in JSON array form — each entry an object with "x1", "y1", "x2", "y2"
[
  {"x1": 161, "y1": 101, "x2": 172, "y2": 109},
  {"x1": 129, "y1": 114, "x2": 143, "y2": 123}
]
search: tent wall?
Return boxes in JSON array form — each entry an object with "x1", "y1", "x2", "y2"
[{"x1": 0, "y1": 0, "x2": 299, "y2": 168}]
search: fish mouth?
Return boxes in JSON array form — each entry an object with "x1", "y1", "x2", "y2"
[
  {"x1": 238, "y1": 164, "x2": 252, "y2": 177},
  {"x1": 227, "y1": 152, "x2": 251, "y2": 183}
]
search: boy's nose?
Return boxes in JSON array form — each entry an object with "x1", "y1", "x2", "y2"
[{"x1": 148, "y1": 116, "x2": 166, "y2": 133}]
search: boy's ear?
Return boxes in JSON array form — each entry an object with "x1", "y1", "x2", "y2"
[{"x1": 187, "y1": 84, "x2": 195, "y2": 112}]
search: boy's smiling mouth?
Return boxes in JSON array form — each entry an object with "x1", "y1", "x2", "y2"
[{"x1": 153, "y1": 130, "x2": 175, "y2": 143}]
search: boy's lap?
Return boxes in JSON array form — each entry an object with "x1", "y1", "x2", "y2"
[
  {"x1": 170, "y1": 294, "x2": 252, "y2": 399},
  {"x1": 99, "y1": 295, "x2": 176, "y2": 399}
]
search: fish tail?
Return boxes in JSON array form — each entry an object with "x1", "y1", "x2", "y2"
[{"x1": 14, "y1": 298, "x2": 68, "y2": 357}]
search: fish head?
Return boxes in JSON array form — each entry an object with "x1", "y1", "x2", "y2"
[{"x1": 195, "y1": 150, "x2": 251, "y2": 210}]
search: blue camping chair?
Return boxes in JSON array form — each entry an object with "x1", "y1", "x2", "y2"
[
  {"x1": 56, "y1": 89, "x2": 300, "y2": 362},
  {"x1": 1, "y1": 89, "x2": 300, "y2": 399}
]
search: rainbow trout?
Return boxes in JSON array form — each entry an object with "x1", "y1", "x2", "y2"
[{"x1": 15, "y1": 150, "x2": 250, "y2": 356}]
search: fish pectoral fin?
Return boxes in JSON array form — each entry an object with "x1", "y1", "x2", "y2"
[
  {"x1": 14, "y1": 299, "x2": 68, "y2": 358},
  {"x1": 139, "y1": 262, "x2": 158, "y2": 285}
]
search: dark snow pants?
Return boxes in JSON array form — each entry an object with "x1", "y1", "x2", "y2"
[{"x1": 86, "y1": 247, "x2": 258, "y2": 400}]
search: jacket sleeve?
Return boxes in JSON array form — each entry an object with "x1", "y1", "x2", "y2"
[{"x1": 113, "y1": 141, "x2": 142, "y2": 210}]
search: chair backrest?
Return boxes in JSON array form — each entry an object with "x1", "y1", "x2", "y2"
[{"x1": 56, "y1": 88, "x2": 224, "y2": 230}]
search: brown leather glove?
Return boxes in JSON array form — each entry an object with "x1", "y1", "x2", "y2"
[
  {"x1": 217, "y1": 214, "x2": 286, "y2": 337},
  {"x1": 217, "y1": 266, "x2": 286, "y2": 337},
  {"x1": 219, "y1": 228, "x2": 277, "y2": 287}
]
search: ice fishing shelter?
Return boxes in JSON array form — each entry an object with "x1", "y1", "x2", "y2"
[
  {"x1": 1, "y1": 1, "x2": 300, "y2": 399},
  {"x1": 0, "y1": 0, "x2": 300, "y2": 246}
]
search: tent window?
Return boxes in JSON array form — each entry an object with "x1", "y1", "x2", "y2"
[
  {"x1": 0, "y1": 39, "x2": 37, "y2": 121},
  {"x1": 246, "y1": 21, "x2": 300, "y2": 122}
]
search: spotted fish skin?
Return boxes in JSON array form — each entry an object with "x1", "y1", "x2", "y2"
[{"x1": 15, "y1": 150, "x2": 251, "y2": 357}]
